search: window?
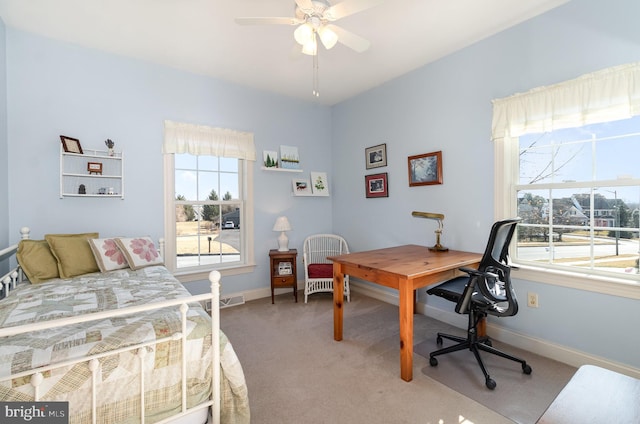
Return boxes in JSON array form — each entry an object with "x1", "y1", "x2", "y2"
[
  {"x1": 493, "y1": 63, "x2": 640, "y2": 295},
  {"x1": 163, "y1": 121, "x2": 256, "y2": 279}
]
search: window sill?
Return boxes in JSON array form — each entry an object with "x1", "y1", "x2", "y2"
[
  {"x1": 513, "y1": 264, "x2": 640, "y2": 300},
  {"x1": 173, "y1": 263, "x2": 256, "y2": 283}
]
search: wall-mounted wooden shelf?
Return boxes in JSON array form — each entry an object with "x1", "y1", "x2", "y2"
[{"x1": 261, "y1": 167, "x2": 303, "y2": 173}]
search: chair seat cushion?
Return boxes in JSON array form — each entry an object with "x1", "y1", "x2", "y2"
[{"x1": 308, "y1": 263, "x2": 333, "y2": 278}]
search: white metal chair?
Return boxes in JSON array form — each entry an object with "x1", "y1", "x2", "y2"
[{"x1": 303, "y1": 234, "x2": 350, "y2": 303}]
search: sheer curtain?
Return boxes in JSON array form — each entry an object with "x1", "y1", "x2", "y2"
[
  {"x1": 491, "y1": 62, "x2": 640, "y2": 143},
  {"x1": 163, "y1": 120, "x2": 256, "y2": 161}
]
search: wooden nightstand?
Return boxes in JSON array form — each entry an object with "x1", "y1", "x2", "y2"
[{"x1": 269, "y1": 249, "x2": 298, "y2": 304}]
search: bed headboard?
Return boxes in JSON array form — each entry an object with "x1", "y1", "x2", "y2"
[{"x1": 0, "y1": 227, "x2": 30, "y2": 299}]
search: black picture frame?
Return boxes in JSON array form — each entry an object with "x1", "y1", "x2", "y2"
[
  {"x1": 365, "y1": 143, "x2": 387, "y2": 169},
  {"x1": 365, "y1": 172, "x2": 388, "y2": 198}
]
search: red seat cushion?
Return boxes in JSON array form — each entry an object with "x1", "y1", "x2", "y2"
[{"x1": 308, "y1": 263, "x2": 333, "y2": 278}]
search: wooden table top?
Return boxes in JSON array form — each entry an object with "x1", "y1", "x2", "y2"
[{"x1": 328, "y1": 244, "x2": 482, "y2": 280}]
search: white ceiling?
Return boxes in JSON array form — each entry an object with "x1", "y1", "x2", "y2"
[{"x1": 0, "y1": 0, "x2": 569, "y2": 105}]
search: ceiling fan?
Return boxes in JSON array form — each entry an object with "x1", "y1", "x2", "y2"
[{"x1": 235, "y1": 0, "x2": 384, "y2": 56}]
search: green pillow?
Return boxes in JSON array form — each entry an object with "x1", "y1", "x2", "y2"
[
  {"x1": 16, "y1": 239, "x2": 60, "y2": 283},
  {"x1": 45, "y1": 233, "x2": 100, "y2": 279}
]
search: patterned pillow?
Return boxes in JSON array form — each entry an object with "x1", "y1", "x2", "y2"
[
  {"x1": 88, "y1": 238, "x2": 129, "y2": 272},
  {"x1": 115, "y1": 237, "x2": 163, "y2": 270}
]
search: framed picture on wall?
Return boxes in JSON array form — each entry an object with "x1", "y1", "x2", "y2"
[
  {"x1": 310, "y1": 172, "x2": 329, "y2": 196},
  {"x1": 292, "y1": 178, "x2": 312, "y2": 196},
  {"x1": 365, "y1": 143, "x2": 387, "y2": 169},
  {"x1": 365, "y1": 173, "x2": 388, "y2": 198},
  {"x1": 408, "y1": 151, "x2": 442, "y2": 186},
  {"x1": 60, "y1": 135, "x2": 83, "y2": 154}
]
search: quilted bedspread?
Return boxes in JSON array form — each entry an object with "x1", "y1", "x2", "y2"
[{"x1": 0, "y1": 266, "x2": 249, "y2": 424}]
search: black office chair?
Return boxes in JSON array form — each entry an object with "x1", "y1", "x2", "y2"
[{"x1": 426, "y1": 218, "x2": 531, "y2": 389}]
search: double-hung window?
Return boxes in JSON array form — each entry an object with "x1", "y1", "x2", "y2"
[
  {"x1": 492, "y1": 63, "x2": 640, "y2": 296},
  {"x1": 163, "y1": 121, "x2": 256, "y2": 280}
]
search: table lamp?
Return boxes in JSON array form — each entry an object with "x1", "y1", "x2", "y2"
[
  {"x1": 411, "y1": 211, "x2": 448, "y2": 251},
  {"x1": 273, "y1": 216, "x2": 292, "y2": 251}
]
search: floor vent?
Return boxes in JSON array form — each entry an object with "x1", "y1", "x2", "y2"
[{"x1": 206, "y1": 294, "x2": 244, "y2": 310}]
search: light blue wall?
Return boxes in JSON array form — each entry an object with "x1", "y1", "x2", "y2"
[
  {"x1": 5, "y1": 29, "x2": 333, "y2": 294},
  {"x1": 332, "y1": 0, "x2": 640, "y2": 369}
]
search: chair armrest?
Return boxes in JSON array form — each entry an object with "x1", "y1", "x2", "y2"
[{"x1": 459, "y1": 267, "x2": 498, "y2": 280}]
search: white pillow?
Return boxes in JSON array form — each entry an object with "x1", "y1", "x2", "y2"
[
  {"x1": 89, "y1": 238, "x2": 129, "y2": 272},
  {"x1": 115, "y1": 237, "x2": 164, "y2": 270}
]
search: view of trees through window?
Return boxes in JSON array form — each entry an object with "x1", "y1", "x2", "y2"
[
  {"x1": 174, "y1": 154, "x2": 242, "y2": 269},
  {"x1": 515, "y1": 116, "x2": 640, "y2": 276}
]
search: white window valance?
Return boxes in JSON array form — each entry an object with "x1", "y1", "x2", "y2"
[
  {"x1": 491, "y1": 62, "x2": 640, "y2": 142},
  {"x1": 163, "y1": 120, "x2": 256, "y2": 161}
]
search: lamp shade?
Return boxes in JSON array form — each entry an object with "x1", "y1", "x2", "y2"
[
  {"x1": 294, "y1": 23, "x2": 313, "y2": 46},
  {"x1": 272, "y1": 216, "x2": 292, "y2": 232},
  {"x1": 318, "y1": 26, "x2": 338, "y2": 50}
]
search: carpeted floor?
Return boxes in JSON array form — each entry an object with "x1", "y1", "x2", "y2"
[
  {"x1": 221, "y1": 291, "x2": 576, "y2": 424},
  {"x1": 415, "y1": 338, "x2": 576, "y2": 424}
]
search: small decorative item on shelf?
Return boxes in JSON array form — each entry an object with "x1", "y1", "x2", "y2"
[
  {"x1": 78, "y1": 184, "x2": 86, "y2": 195},
  {"x1": 105, "y1": 139, "x2": 115, "y2": 156}
]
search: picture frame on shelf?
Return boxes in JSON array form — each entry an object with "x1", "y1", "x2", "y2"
[
  {"x1": 263, "y1": 150, "x2": 279, "y2": 168},
  {"x1": 408, "y1": 151, "x2": 443, "y2": 186},
  {"x1": 60, "y1": 135, "x2": 83, "y2": 154},
  {"x1": 310, "y1": 172, "x2": 329, "y2": 196},
  {"x1": 87, "y1": 162, "x2": 103, "y2": 175},
  {"x1": 292, "y1": 177, "x2": 312, "y2": 196},
  {"x1": 365, "y1": 143, "x2": 387, "y2": 169},
  {"x1": 280, "y1": 145, "x2": 300, "y2": 169},
  {"x1": 365, "y1": 173, "x2": 388, "y2": 198}
]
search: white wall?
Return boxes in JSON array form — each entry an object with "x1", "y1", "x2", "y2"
[
  {"x1": 5, "y1": 29, "x2": 334, "y2": 294},
  {"x1": 331, "y1": 0, "x2": 640, "y2": 371}
]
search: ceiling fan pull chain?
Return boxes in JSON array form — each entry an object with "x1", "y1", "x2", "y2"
[{"x1": 313, "y1": 35, "x2": 320, "y2": 97}]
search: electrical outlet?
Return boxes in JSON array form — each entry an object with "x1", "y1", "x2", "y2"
[{"x1": 527, "y1": 292, "x2": 539, "y2": 308}]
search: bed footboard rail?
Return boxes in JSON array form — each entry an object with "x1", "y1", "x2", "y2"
[{"x1": 0, "y1": 270, "x2": 222, "y2": 424}]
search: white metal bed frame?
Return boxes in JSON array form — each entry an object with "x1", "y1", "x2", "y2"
[{"x1": 0, "y1": 228, "x2": 221, "y2": 424}]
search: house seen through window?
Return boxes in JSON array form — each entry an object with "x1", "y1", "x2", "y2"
[
  {"x1": 174, "y1": 153, "x2": 243, "y2": 269},
  {"x1": 514, "y1": 115, "x2": 640, "y2": 278}
]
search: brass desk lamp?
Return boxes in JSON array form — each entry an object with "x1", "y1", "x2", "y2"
[{"x1": 412, "y1": 211, "x2": 448, "y2": 251}]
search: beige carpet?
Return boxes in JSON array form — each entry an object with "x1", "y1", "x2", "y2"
[
  {"x1": 415, "y1": 336, "x2": 576, "y2": 424},
  {"x1": 221, "y1": 291, "x2": 576, "y2": 424}
]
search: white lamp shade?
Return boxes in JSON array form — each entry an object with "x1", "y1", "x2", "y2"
[
  {"x1": 301, "y1": 38, "x2": 317, "y2": 56},
  {"x1": 272, "y1": 216, "x2": 292, "y2": 232}
]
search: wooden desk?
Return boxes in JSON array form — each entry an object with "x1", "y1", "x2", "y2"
[{"x1": 329, "y1": 245, "x2": 481, "y2": 382}]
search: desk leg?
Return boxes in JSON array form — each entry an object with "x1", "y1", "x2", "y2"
[
  {"x1": 399, "y1": 280, "x2": 414, "y2": 382},
  {"x1": 333, "y1": 263, "x2": 344, "y2": 341}
]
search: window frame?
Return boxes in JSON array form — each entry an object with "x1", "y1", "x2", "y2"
[
  {"x1": 494, "y1": 135, "x2": 640, "y2": 300},
  {"x1": 163, "y1": 153, "x2": 255, "y2": 282}
]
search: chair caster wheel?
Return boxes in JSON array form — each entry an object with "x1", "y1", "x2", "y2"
[
  {"x1": 429, "y1": 357, "x2": 438, "y2": 367},
  {"x1": 436, "y1": 336, "x2": 443, "y2": 346},
  {"x1": 523, "y1": 364, "x2": 532, "y2": 374},
  {"x1": 486, "y1": 378, "x2": 496, "y2": 390}
]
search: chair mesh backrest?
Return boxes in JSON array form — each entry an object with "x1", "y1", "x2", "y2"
[
  {"x1": 475, "y1": 218, "x2": 521, "y2": 317},
  {"x1": 304, "y1": 235, "x2": 349, "y2": 264}
]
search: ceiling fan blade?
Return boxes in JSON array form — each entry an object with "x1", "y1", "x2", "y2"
[
  {"x1": 235, "y1": 17, "x2": 300, "y2": 26},
  {"x1": 325, "y1": 0, "x2": 385, "y2": 21},
  {"x1": 295, "y1": 0, "x2": 315, "y2": 14},
  {"x1": 326, "y1": 24, "x2": 370, "y2": 53}
]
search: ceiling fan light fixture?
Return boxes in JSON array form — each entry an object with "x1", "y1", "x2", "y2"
[
  {"x1": 318, "y1": 26, "x2": 338, "y2": 49},
  {"x1": 301, "y1": 37, "x2": 317, "y2": 56},
  {"x1": 294, "y1": 23, "x2": 314, "y2": 46}
]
